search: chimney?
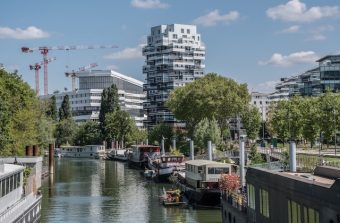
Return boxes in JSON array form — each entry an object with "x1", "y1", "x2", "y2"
[
  {"x1": 289, "y1": 141, "x2": 297, "y2": 172},
  {"x1": 208, "y1": 140, "x2": 212, "y2": 161}
]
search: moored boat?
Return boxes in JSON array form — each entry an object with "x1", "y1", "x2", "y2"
[
  {"x1": 148, "y1": 155, "x2": 185, "y2": 182},
  {"x1": 176, "y1": 159, "x2": 232, "y2": 207},
  {"x1": 127, "y1": 145, "x2": 160, "y2": 169}
]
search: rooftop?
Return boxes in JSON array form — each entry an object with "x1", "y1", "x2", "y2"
[
  {"x1": 185, "y1": 159, "x2": 230, "y2": 166},
  {"x1": 316, "y1": 54, "x2": 340, "y2": 62},
  {"x1": 0, "y1": 163, "x2": 24, "y2": 179}
]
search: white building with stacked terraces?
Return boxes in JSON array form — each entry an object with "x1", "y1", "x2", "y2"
[{"x1": 143, "y1": 24, "x2": 205, "y2": 129}]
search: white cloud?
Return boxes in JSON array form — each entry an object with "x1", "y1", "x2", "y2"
[
  {"x1": 193, "y1": 10, "x2": 239, "y2": 27},
  {"x1": 308, "y1": 25, "x2": 334, "y2": 41},
  {"x1": 0, "y1": 26, "x2": 49, "y2": 39},
  {"x1": 106, "y1": 65, "x2": 119, "y2": 70},
  {"x1": 131, "y1": 0, "x2": 169, "y2": 9},
  {"x1": 280, "y1": 25, "x2": 300, "y2": 33},
  {"x1": 104, "y1": 44, "x2": 145, "y2": 60},
  {"x1": 251, "y1": 81, "x2": 279, "y2": 93},
  {"x1": 266, "y1": 0, "x2": 340, "y2": 23},
  {"x1": 259, "y1": 51, "x2": 319, "y2": 67}
]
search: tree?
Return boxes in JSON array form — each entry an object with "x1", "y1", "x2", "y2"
[
  {"x1": 74, "y1": 121, "x2": 101, "y2": 146},
  {"x1": 99, "y1": 84, "x2": 120, "y2": 126},
  {"x1": 241, "y1": 105, "x2": 261, "y2": 140},
  {"x1": 46, "y1": 95, "x2": 57, "y2": 121},
  {"x1": 54, "y1": 118, "x2": 78, "y2": 146},
  {"x1": 167, "y1": 73, "x2": 250, "y2": 136},
  {"x1": 59, "y1": 94, "x2": 72, "y2": 121},
  {"x1": 300, "y1": 97, "x2": 320, "y2": 148},
  {"x1": 148, "y1": 123, "x2": 174, "y2": 151},
  {"x1": 104, "y1": 110, "x2": 134, "y2": 148},
  {"x1": 194, "y1": 118, "x2": 221, "y2": 152},
  {"x1": 0, "y1": 69, "x2": 45, "y2": 155},
  {"x1": 248, "y1": 144, "x2": 264, "y2": 164}
]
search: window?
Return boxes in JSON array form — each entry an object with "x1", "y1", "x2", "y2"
[
  {"x1": 181, "y1": 28, "x2": 184, "y2": 33},
  {"x1": 288, "y1": 200, "x2": 301, "y2": 223},
  {"x1": 260, "y1": 188, "x2": 269, "y2": 218},
  {"x1": 247, "y1": 184, "x2": 255, "y2": 209},
  {"x1": 187, "y1": 29, "x2": 190, "y2": 34},
  {"x1": 303, "y1": 207, "x2": 319, "y2": 223}
]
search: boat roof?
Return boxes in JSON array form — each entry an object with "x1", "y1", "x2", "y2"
[
  {"x1": 185, "y1": 159, "x2": 230, "y2": 167},
  {"x1": 0, "y1": 163, "x2": 24, "y2": 179}
]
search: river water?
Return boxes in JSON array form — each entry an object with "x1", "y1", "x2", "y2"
[{"x1": 40, "y1": 158, "x2": 222, "y2": 223}]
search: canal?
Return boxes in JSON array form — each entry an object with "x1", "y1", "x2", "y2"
[{"x1": 40, "y1": 158, "x2": 222, "y2": 223}]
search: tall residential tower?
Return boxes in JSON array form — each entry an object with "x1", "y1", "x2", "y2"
[{"x1": 143, "y1": 24, "x2": 205, "y2": 129}]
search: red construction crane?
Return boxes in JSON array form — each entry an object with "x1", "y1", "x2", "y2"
[
  {"x1": 65, "y1": 63, "x2": 98, "y2": 91},
  {"x1": 21, "y1": 45, "x2": 118, "y2": 95},
  {"x1": 29, "y1": 57, "x2": 56, "y2": 96}
]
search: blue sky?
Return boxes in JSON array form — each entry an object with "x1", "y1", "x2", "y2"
[{"x1": 1, "y1": 0, "x2": 340, "y2": 93}]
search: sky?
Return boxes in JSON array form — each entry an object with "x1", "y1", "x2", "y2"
[{"x1": 1, "y1": 0, "x2": 340, "y2": 94}]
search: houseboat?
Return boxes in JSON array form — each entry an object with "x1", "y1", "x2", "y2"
[
  {"x1": 55, "y1": 145, "x2": 105, "y2": 158},
  {"x1": 0, "y1": 157, "x2": 43, "y2": 223},
  {"x1": 177, "y1": 159, "x2": 232, "y2": 207},
  {"x1": 109, "y1": 149, "x2": 129, "y2": 162},
  {"x1": 127, "y1": 145, "x2": 160, "y2": 168},
  {"x1": 148, "y1": 155, "x2": 185, "y2": 182}
]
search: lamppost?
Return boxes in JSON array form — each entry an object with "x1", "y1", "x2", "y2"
[
  {"x1": 334, "y1": 108, "x2": 337, "y2": 156},
  {"x1": 261, "y1": 104, "x2": 265, "y2": 147}
]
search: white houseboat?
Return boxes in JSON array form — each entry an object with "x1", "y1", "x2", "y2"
[
  {"x1": 55, "y1": 145, "x2": 105, "y2": 158},
  {"x1": 128, "y1": 145, "x2": 160, "y2": 168},
  {"x1": 177, "y1": 159, "x2": 232, "y2": 207},
  {"x1": 148, "y1": 155, "x2": 185, "y2": 182},
  {"x1": 0, "y1": 157, "x2": 42, "y2": 223}
]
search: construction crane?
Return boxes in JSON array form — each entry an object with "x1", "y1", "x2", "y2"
[
  {"x1": 65, "y1": 63, "x2": 98, "y2": 91},
  {"x1": 29, "y1": 57, "x2": 56, "y2": 96},
  {"x1": 21, "y1": 45, "x2": 118, "y2": 95}
]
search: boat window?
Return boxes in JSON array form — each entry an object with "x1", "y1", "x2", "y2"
[
  {"x1": 6, "y1": 177, "x2": 10, "y2": 194},
  {"x1": 1, "y1": 179, "x2": 5, "y2": 196},
  {"x1": 208, "y1": 167, "x2": 229, "y2": 174},
  {"x1": 17, "y1": 173, "x2": 20, "y2": 188}
]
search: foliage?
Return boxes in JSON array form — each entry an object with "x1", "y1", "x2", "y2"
[
  {"x1": 167, "y1": 73, "x2": 250, "y2": 136},
  {"x1": 193, "y1": 118, "x2": 221, "y2": 151},
  {"x1": 37, "y1": 116, "x2": 55, "y2": 151},
  {"x1": 148, "y1": 123, "x2": 174, "y2": 151},
  {"x1": 240, "y1": 105, "x2": 261, "y2": 140},
  {"x1": 58, "y1": 94, "x2": 72, "y2": 121},
  {"x1": 99, "y1": 84, "x2": 120, "y2": 131},
  {"x1": 169, "y1": 147, "x2": 182, "y2": 156},
  {"x1": 300, "y1": 97, "x2": 320, "y2": 147},
  {"x1": 74, "y1": 121, "x2": 102, "y2": 146},
  {"x1": 104, "y1": 110, "x2": 135, "y2": 147},
  {"x1": 248, "y1": 144, "x2": 264, "y2": 164},
  {"x1": 23, "y1": 166, "x2": 32, "y2": 186},
  {"x1": 0, "y1": 69, "x2": 47, "y2": 155},
  {"x1": 54, "y1": 118, "x2": 78, "y2": 146},
  {"x1": 126, "y1": 125, "x2": 148, "y2": 146},
  {"x1": 45, "y1": 95, "x2": 57, "y2": 121},
  {"x1": 219, "y1": 173, "x2": 240, "y2": 192}
]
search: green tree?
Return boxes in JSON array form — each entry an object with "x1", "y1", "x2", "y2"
[
  {"x1": 99, "y1": 84, "x2": 120, "y2": 126},
  {"x1": 167, "y1": 73, "x2": 250, "y2": 136},
  {"x1": 104, "y1": 110, "x2": 134, "y2": 148},
  {"x1": 148, "y1": 123, "x2": 174, "y2": 151},
  {"x1": 0, "y1": 69, "x2": 45, "y2": 155},
  {"x1": 300, "y1": 97, "x2": 320, "y2": 148},
  {"x1": 194, "y1": 118, "x2": 221, "y2": 152},
  {"x1": 74, "y1": 121, "x2": 102, "y2": 146},
  {"x1": 46, "y1": 95, "x2": 57, "y2": 121},
  {"x1": 241, "y1": 105, "x2": 261, "y2": 140},
  {"x1": 54, "y1": 118, "x2": 77, "y2": 146},
  {"x1": 248, "y1": 144, "x2": 264, "y2": 164},
  {"x1": 59, "y1": 94, "x2": 72, "y2": 121}
]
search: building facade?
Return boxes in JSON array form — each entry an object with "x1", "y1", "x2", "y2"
[
  {"x1": 222, "y1": 165, "x2": 340, "y2": 223},
  {"x1": 143, "y1": 24, "x2": 205, "y2": 129},
  {"x1": 251, "y1": 92, "x2": 270, "y2": 121},
  {"x1": 44, "y1": 70, "x2": 146, "y2": 128}
]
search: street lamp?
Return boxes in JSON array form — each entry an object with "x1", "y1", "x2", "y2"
[{"x1": 334, "y1": 108, "x2": 337, "y2": 156}]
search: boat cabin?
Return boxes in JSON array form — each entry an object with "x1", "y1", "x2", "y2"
[
  {"x1": 185, "y1": 160, "x2": 231, "y2": 189},
  {"x1": 57, "y1": 145, "x2": 105, "y2": 158},
  {"x1": 130, "y1": 145, "x2": 160, "y2": 162}
]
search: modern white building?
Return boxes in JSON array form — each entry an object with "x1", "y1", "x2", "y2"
[
  {"x1": 44, "y1": 70, "x2": 146, "y2": 128},
  {"x1": 143, "y1": 24, "x2": 205, "y2": 129},
  {"x1": 251, "y1": 92, "x2": 270, "y2": 121}
]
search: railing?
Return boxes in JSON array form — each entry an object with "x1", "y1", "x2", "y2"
[{"x1": 221, "y1": 191, "x2": 247, "y2": 213}]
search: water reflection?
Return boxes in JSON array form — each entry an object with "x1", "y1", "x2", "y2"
[{"x1": 41, "y1": 159, "x2": 221, "y2": 223}]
